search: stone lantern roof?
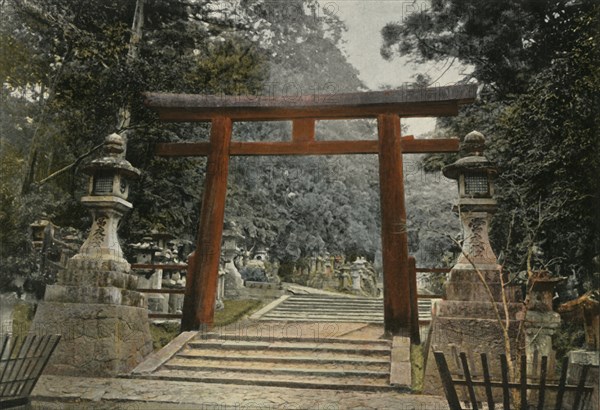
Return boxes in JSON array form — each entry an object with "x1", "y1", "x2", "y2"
[
  {"x1": 82, "y1": 133, "x2": 140, "y2": 179},
  {"x1": 222, "y1": 220, "x2": 245, "y2": 241},
  {"x1": 442, "y1": 131, "x2": 497, "y2": 180}
]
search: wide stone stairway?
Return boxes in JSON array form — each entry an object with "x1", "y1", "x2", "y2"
[
  {"x1": 129, "y1": 294, "x2": 426, "y2": 392},
  {"x1": 131, "y1": 330, "x2": 399, "y2": 391},
  {"x1": 252, "y1": 294, "x2": 433, "y2": 323}
]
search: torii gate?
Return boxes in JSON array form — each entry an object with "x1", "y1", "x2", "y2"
[{"x1": 144, "y1": 84, "x2": 477, "y2": 335}]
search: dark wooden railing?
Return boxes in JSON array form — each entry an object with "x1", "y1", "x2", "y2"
[
  {"x1": 434, "y1": 351, "x2": 595, "y2": 410},
  {"x1": 130, "y1": 263, "x2": 187, "y2": 271},
  {"x1": 0, "y1": 334, "x2": 61, "y2": 408},
  {"x1": 132, "y1": 263, "x2": 187, "y2": 319}
]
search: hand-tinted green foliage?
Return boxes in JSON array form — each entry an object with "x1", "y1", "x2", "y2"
[
  {"x1": 381, "y1": 0, "x2": 592, "y2": 97},
  {"x1": 491, "y1": 9, "x2": 600, "y2": 286}
]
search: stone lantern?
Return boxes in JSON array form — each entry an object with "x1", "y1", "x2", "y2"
[
  {"x1": 30, "y1": 218, "x2": 54, "y2": 251},
  {"x1": 442, "y1": 131, "x2": 499, "y2": 272},
  {"x1": 131, "y1": 238, "x2": 164, "y2": 313},
  {"x1": 221, "y1": 221, "x2": 245, "y2": 299},
  {"x1": 351, "y1": 257, "x2": 366, "y2": 292},
  {"x1": 519, "y1": 271, "x2": 564, "y2": 365},
  {"x1": 132, "y1": 237, "x2": 161, "y2": 264},
  {"x1": 31, "y1": 133, "x2": 153, "y2": 377},
  {"x1": 253, "y1": 248, "x2": 269, "y2": 262},
  {"x1": 423, "y1": 131, "x2": 523, "y2": 395},
  {"x1": 151, "y1": 231, "x2": 175, "y2": 253},
  {"x1": 72, "y1": 133, "x2": 140, "y2": 268},
  {"x1": 222, "y1": 224, "x2": 244, "y2": 263}
]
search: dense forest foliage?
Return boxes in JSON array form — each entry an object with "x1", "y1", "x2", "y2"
[
  {"x1": 1, "y1": 0, "x2": 459, "y2": 294},
  {"x1": 382, "y1": 0, "x2": 600, "y2": 295}
]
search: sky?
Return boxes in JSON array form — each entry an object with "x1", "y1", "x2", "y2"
[{"x1": 332, "y1": 0, "x2": 471, "y2": 136}]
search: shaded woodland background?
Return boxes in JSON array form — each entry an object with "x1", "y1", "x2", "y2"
[{"x1": 1, "y1": 1, "x2": 598, "y2": 300}]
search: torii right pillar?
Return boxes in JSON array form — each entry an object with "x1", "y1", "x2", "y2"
[{"x1": 423, "y1": 131, "x2": 524, "y2": 395}]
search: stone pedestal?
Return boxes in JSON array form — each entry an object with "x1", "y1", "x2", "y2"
[
  {"x1": 32, "y1": 302, "x2": 151, "y2": 376},
  {"x1": 168, "y1": 291, "x2": 184, "y2": 314},
  {"x1": 522, "y1": 310, "x2": 561, "y2": 363},
  {"x1": 31, "y1": 254, "x2": 153, "y2": 376},
  {"x1": 224, "y1": 260, "x2": 245, "y2": 299},
  {"x1": 350, "y1": 270, "x2": 362, "y2": 292},
  {"x1": 519, "y1": 274, "x2": 564, "y2": 366},
  {"x1": 137, "y1": 269, "x2": 166, "y2": 313},
  {"x1": 423, "y1": 265, "x2": 523, "y2": 395}
]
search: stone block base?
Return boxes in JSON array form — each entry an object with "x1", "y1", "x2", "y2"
[
  {"x1": 44, "y1": 284, "x2": 146, "y2": 308},
  {"x1": 30, "y1": 302, "x2": 153, "y2": 377},
  {"x1": 423, "y1": 315, "x2": 523, "y2": 397},
  {"x1": 565, "y1": 350, "x2": 599, "y2": 410}
]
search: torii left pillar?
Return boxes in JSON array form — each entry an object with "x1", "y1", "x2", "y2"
[
  {"x1": 181, "y1": 117, "x2": 232, "y2": 331},
  {"x1": 378, "y1": 114, "x2": 411, "y2": 335}
]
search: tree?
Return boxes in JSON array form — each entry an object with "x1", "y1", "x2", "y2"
[
  {"x1": 491, "y1": 8, "x2": 600, "y2": 288},
  {"x1": 381, "y1": 0, "x2": 593, "y2": 96}
]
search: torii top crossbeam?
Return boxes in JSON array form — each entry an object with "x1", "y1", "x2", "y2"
[
  {"x1": 144, "y1": 84, "x2": 477, "y2": 121},
  {"x1": 143, "y1": 84, "x2": 478, "y2": 336}
]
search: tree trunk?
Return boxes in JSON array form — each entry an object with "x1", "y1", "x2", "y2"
[{"x1": 117, "y1": 0, "x2": 145, "y2": 155}]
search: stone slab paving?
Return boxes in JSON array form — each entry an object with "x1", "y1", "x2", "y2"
[
  {"x1": 29, "y1": 318, "x2": 450, "y2": 408},
  {"x1": 32, "y1": 374, "x2": 450, "y2": 409}
]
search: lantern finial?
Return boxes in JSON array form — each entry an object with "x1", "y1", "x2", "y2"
[
  {"x1": 105, "y1": 133, "x2": 125, "y2": 156},
  {"x1": 463, "y1": 130, "x2": 485, "y2": 156}
]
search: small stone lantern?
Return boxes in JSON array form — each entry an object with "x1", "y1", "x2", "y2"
[
  {"x1": 351, "y1": 257, "x2": 366, "y2": 292},
  {"x1": 74, "y1": 133, "x2": 140, "y2": 270},
  {"x1": 442, "y1": 131, "x2": 499, "y2": 271},
  {"x1": 222, "y1": 227, "x2": 242, "y2": 262},
  {"x1": 221, "y1": 221, "x2": 245, "y2": 298},
  {"x1": 519, "y1": 271, "x2": 565, "y2": 368},
  {"x1": 253, "y1": 248, "x2": 269, "y2": 262},
  {"x1": 30, "y1": 218, "x2": 54, "y2": 251},
  {"x1": 131, "y1": 237, "x2": 161, "y2": 265},
  {"x1": 131, "y1": 238, "x2": 164, "y2": 312}
]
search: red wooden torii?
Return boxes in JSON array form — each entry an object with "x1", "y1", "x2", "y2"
[{"x1": 144, "y1": 84, "x2": 477, "y2": 335}]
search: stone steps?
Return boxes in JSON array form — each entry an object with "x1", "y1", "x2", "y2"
[
  {"x1": 195, "y1": 333, "x2": 391, "y2": 345},
  {"x1": 142, "y1": 369, "x2": 397, "y2": 391},
  {"x1": 132, "y1": 331, "x2": 399, "y2": 392},
  {"x1": 165, "y1": 359, "x2": 390, "y2": 376},
  {"x1": 187, "y1": 339, "x2": 391, "y2": 355},
  {"x1": 176, "y1": 350, "x2": 390, "y2": 367},
  {"x1": 257, "y1": 294, "x2": 433, "y2": 322}
]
